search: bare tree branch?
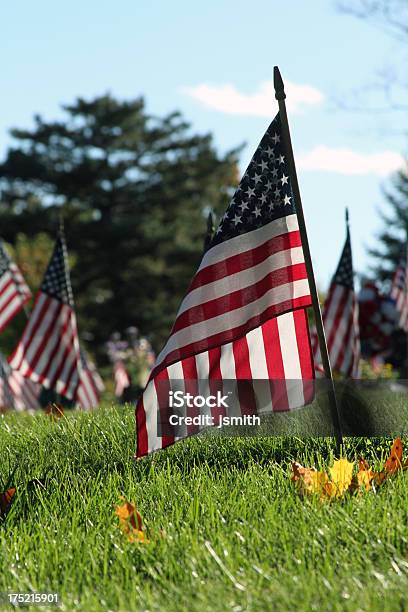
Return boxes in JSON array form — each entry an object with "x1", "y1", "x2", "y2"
[{"x1": 337, "y1": 1, "x2": 408, "y2": 42}]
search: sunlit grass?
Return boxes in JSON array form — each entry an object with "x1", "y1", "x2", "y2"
[{"x1": 1, "y1": 406, "x2": 408, "y2": 611}]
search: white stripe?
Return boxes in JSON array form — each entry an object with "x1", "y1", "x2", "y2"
[
  {"x1": 34, "y1": 306, "x2": 71, "y2": 379},
  {"x1": 219, "y1": 342, "x2": 240, "y2": 417},
  {"x1": 18, "y1": 296, "x2": 60, "y2": 375},
  {"x1": 167, "y1": 360, "x2": 187, "y2": 439},
  {"x1": 0, "y1": 296, "x2": 23, "y2": 328},
  {"x1": 156, "y1": 277, "x2": 310, "y2": 365},
  {"x1": 277, "y1": 312, "x2": 304, "y2": 409},
  {"x1": 144, "y1": 381, "x2": 162, "y2": 454},
  {"x1": 8, "y1": 294, "x2": 48, "y2": 369},
  {"x1": 195, "y1": 351, "x2": 212, "y2": 428},
  {"x1": 40, "y1": 313, "x2": 76, "y2": 388},
  {"x1": 323, "y1": 285, "x2": 345, "y2": 337},
  {"x1": 198, "y1": 214, "x2": 299, "y2": 271},
  {"x1": 178, "y1": 246, "x2": 305, "y2": 317},
  {"x1": 246, "y1": 325, "x2": 273, "y2": 413},
  {"x1": 0, "y1": 271, "x2": 14, "y2": 293},
  {"x1": 328, "y1": 292, "x2": 354, "y2": 368},
  {"x1": 0, "y1": 275, "x2": 17, "y2": 302}
]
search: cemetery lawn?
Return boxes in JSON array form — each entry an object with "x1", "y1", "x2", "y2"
[{"x1": 1, "y1": 406, "x2": 408, "y2": 611}]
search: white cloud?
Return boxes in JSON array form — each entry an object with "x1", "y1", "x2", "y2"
[
  {"x1": 182, "y1": 79, "x2": 324, "y2": 116},
  {"x1": 297, "y1": 146, "x2": 404, "y2": 177}
]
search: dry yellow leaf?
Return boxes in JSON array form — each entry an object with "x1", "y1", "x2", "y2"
[
  {"x1": 356, "y1": 470, "x2": 374, "y2": 491},
  {"x1": 329, "y1": 458, "x2": 354, "y2": 497},
  {"x1": 291, "y1": 463, "x2": 327, "y2": 497},
  {"x1": 115, "y1": 498, "x2": 149, "y2": 544}
]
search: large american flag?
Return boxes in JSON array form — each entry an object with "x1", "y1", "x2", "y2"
[
  {"x1": 314, "y1": 224, "x2": 360, "y2": 377},
  {"x1": 76, "y1": 349, "x2": 104, "y2": 410},
  {"x1": 136, "y1": 113, "x2": 315, "y2": 457},
  {"x1": 0, "y1": 240, "x2": 31, "y2": 332},
  {"x1": 8, "y1": 229, "x2": 82, "y2": 399},
  {"x1": 0, "y1": 353, "x2": 40, "y2": 411},
  {"x1": 390, "y1": 247, "x2": 408, "y2": 332}
]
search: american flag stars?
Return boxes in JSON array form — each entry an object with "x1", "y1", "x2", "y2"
[{"x1": 210, "y1": 114, "x2": 296, "y2": 247}]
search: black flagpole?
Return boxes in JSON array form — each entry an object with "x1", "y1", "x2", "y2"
[{"x1": 273, "y1": 66, "x2": 343, "y2": 451}]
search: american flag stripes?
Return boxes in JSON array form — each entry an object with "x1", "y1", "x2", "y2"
[
  {"x1": 390, "y1": 247, "x2": 408, "y2": 332},
  {"x1": 0, "y1": 240, "x2": 31, "y2": 332},
  {"x1": 136, "y1": 113, "x2": 315, "y2": 457},
  {"x1": 8, "y1": 228, "x2": 82, "y2": 400},
  {"x1": 0, "y1": 353, "x2": 40, "y2": 411},
  {"x1": 76, "y1": 350, "x2": 104, "y2": 410},
  {"x1": 314, "y1": 219, "x2": 360, "y2": 377}
]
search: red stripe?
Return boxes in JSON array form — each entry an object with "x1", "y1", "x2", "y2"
[
  {"x1": 154, "y1": 368, "x2": 174, "y2": 450},
  {"x1": 151, "y1": 295, "x2": 312, "y2": 380},
  {"x1": 232, "y1": 336, "x2": 257, "y2": 415},
  {"x1": 0, "y1": 291, "x2": 23, "y2": 315},
  {"x1": 24, "y1": 302, "x2": 64, "y2": 378},
  {"x1": 136, "y1": 397, "x2": 148, "y2": 457},
  {"x1": 181, "y1": 356, "x2": 200, "y2": 435},
  {"x1": 0, "y1": 276, "x2": 13, "y2": 297},
  {"x1": 208, "y1": 347, "x2": 224, "y2": 422},
  {"x1": 325, "y1": 286, "x2": 349, "y2": 354},
  {"x1": 8, "y1": 294, "x2": 49, "y2": 369},
  {"x1": 190, "y1": 230, "x2": 302, "y2": 291},
  {"x1": 84, "y1": 370, "x2": 99, "y2": 405},
  {"x1": 261, "y1": 318, "x2": 289, "y2": 411},
  {"x1": 47, "y1": 314, "x2": 75, "y2": 389},
  {"x1": 293, "y1": 309, "x2": 315, "y2": 404},
  {"x1": 334, "y1": 301, "x2": 355, "y2": 376},
  {"x1": 35, "y1": 306, "x2": 72, "y2": 384},
  {"x1": 60, "y1": 356, "x2": 80, "y2": 398},
  {"x1": 0, "y1": 299, "x2": 27, "y2": 333},
  {"x1": 172, "y1": 262, "x2": 308, "y2": 333}
]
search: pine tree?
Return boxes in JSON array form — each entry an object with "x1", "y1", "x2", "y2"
[
  {"x1": 0, "y1": 96, "x2": 240, "y2": 357},
  {"x1": 369, "y1": 164, "x2": 408, "y2": 285}
]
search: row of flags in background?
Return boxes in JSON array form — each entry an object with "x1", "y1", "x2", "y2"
[
  {"x1": 0, "y1": 231, "x2": 105, "y2": 411},
  {"x1": 1, "y1": 67, "x2": 408, "y2": 459}
]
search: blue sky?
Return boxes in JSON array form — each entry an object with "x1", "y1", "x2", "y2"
[{"x1": 1, "y1": 0, "x2": 406, "y2": 288}]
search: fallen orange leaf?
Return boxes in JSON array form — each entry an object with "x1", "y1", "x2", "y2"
[
  {"x1": 0, "y1": 487, "x2": 16, "y2": 517},
  {"x1": 384, "y1": 437, "x2": 403, "y2": 474},
  {"x1": 45, "y1": 403, "x2": 64, "y2": 419},
  {"x1": 374, "y1": 437, "x2": 404, "y2": 485},
  {"x1": 115, "y1": 498, "x2": 149, "y2": 544},
  {"x1": 291, "y1": 462, "x2": 328, "y2": 497}
]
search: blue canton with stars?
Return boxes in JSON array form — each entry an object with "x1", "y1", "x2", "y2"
[
  {"x1": 41, "y1": 233, "x2": 74, "y2": 307},
  {"x1": 333, "y1": 231, "x2": 354, "y2": 290},
  {"x1": 210, "y1": 113, "x2": 296, "y2": 248}
]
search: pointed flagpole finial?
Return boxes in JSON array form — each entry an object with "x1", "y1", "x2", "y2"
[{"x1": 274, "y1": 66, "x2": 286, "y2": 101}]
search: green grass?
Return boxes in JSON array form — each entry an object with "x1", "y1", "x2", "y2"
[{"x1": 1, "y1": 406, "x2": 408, "y2": 611}]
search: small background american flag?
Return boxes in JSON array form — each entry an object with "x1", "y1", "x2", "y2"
[
  {"x1": 8, "y1": 228, "x2": 82, "y2": 400},
  {"x1": 0, "y1": 352, "x2": 40, "y2": 411},
  {"x1": 314, "y1": 220, "x2": 360, "y2": 378},
  {"x1": 0, "y1": 240, "x2": 31, "y2": 332}
]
